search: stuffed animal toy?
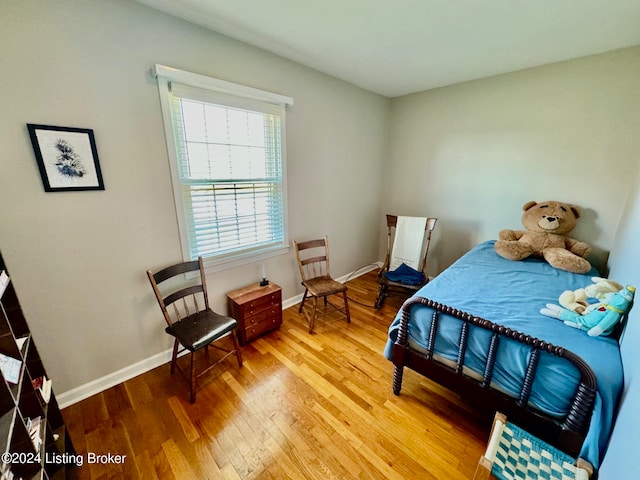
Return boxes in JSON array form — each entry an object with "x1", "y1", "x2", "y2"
[
  {"x1": 559, "y1": 289, "x2": 589, "y2": 315},
  {"x1": 494, "y1": 200, "x2": 592, "y2": 274},
  {"x1": 559, "y1": 277, "x2": 624, "y2": 314},
  {"x1": 584, "y1": 277, "x2": 624, "y2": 300},
  {"x1": 541, "y1": 285, "x2": 636, "y2": 337}
]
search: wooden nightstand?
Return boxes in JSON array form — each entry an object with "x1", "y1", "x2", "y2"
[{"x1": 227, "y1": 282, "x2": 282, "y2": 344}]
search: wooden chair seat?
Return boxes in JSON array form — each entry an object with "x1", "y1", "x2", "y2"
[
  {"x1": 166, "y1": 310, "x2": 238, "y2": 352},
  {"x1": 302, "y1": 275, "x2": 348, "y2": 297},
  {"x1": 376, "y1": 275, "x2": 426, "y2": 292}
]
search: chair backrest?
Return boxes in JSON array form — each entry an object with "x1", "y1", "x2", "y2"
[
  {"x1": 147, "y1": 257, "x2": 209, "y2": 327},
  {"x1": 382, "y1": 215, "x2": 437, "y2": 276},
  {"x1": 293, "y1": 236, "x2": 332, "y2": 282}
]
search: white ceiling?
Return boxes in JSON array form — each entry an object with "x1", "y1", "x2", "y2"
[{"x1": 138, "y1": 0, "x2": 640, "y2": 97}]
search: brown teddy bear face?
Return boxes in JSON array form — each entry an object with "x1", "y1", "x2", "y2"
[{"x1": 521, "y1": 200, "x2": 581, "y2": 235}]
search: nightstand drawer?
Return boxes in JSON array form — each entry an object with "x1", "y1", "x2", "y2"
[
  {"x1": 245, "y1": 305, "x2": 281, "y2": 326},
  {"x1": 246, "y1": 290, "x2": 281, "y2": 315},
  {"x1": 245, "y1": 316, "x2": 281, "y2": 339}
]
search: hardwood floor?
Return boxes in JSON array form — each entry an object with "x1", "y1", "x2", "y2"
[{"x1": 62, "y1": 271, "x2": 488, "y2": 479}]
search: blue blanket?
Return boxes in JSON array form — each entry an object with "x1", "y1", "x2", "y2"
[
  {"x1": 384, "y1": 241, "x2": 623, "y2": 468},
  {"x1": 384, "y1": 263, "x2": 425, "y2": 285}
]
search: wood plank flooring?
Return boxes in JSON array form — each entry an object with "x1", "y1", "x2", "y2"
[{"x1": 62, "y1": 271, "x2": 489, "y2": 479}]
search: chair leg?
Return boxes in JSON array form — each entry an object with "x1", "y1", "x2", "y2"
[
  {"x1": 343, "y1": 290, "x2": 351, "y2": 323},
  {"x1": 231, "y1": 330, "x2": 243, "y2": 368},
  {"x1": 299, "y1": 289, "x2": 309, "y2": 313},
  {"x1": 576, "y1": 459, "x2": 593, "y2": 478},
  {"x1": 170, "y1": 338, "x2": 180, "y2": 374},
  {"x1": 189, "y1": 351, "x2": 196, "y2": 403},
  {"x1": 374, "y1": 285, "x2": 387, "y2": 309},
  {"x1": 309, "y1": 296, "x2": 318, "y2": 334},
  {"x1": 473, "y1": 456, "x2": 494, "y2": 480}
]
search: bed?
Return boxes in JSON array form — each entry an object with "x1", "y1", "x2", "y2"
[{"x1": 383, "y1": 240, "x2": 624, "y2": 469}]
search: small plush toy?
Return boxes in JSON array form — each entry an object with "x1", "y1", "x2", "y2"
[
  {"x1": 494, "y1": 200, "x2": 592, "y2": 274},
  {"x1": 559, "y1": 277, "x2": 624, "y2": 314},
  {"x1": 584, "y1": 277, "x2": 624, "y2": 300},
  {"x1": 559, "y1": 289, "x2": 589, "y2": 314},
  {"x1": 541, "y1": 285, "x2": 636, "y2": 337}
]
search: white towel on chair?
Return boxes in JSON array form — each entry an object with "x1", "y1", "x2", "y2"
[{"x1": 390, "y1": 216, "x2": 427, "y2": 271}]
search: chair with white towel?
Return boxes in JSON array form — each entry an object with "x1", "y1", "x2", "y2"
[{"x1": 374, "y1": 214, "x2": 437, "y2": 309}]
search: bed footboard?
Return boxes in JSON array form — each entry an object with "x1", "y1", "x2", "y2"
[{"x1": 392, "y1": 297, "x2": 597, "y2": 458}]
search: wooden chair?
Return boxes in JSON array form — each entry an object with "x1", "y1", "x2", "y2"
[
  {"x1": 375, "y1": 215, "x2": 437, "y2": 309},
  {"x1": 293, "y1": 236, "x2": 350, "y2": 334},
  {"x1": 147, "y1": 257, "x2": 242, "y2": 403},
  {"x1": 474, "y1": 412, "x2": 593, "y2": 480}
]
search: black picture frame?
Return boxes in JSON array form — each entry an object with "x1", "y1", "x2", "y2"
[{"x1": 27, "y1": 124, "x2": 105, "y2": 192}]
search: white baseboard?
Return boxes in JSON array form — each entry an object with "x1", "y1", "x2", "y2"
[
  {"x1": 56, "y1": 348, "x2": 181, "y2": 409},
  {"x1": 57, "y1": 262, "x2": 381, "y2": 408}
]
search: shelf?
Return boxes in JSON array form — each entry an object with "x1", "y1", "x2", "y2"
[
  {"x1": 0, "y1": 407, "x2": 16, "y2": 456},
  {"x1": 0, "y1": 251, "x2": 74, "y2": 479},
  {"x1": 0, "y1": 271, "x2": 8, "y2": 299}
]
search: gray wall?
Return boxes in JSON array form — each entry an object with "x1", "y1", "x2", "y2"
[
  {"x1": 384, "y1": 47, "x2": 640, "y2": 273},
  {"x1": 598, "y1": 167, "x2": 640, "y2": 477},
  {"x1": 0, "y1": 0, "x2": 389, "y2": 395}
]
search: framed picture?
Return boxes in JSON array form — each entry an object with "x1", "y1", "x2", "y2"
[{"x1": 27, "y1": 124, "x2": 105, "y2": 192}]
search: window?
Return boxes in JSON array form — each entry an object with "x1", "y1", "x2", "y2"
[{"x1": 154, "y1": 65, "x2": 293, "y2": 271}]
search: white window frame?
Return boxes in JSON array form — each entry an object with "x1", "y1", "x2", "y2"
[{"x1": 154, "y1": 64, "x2": 293, "y2": 272}]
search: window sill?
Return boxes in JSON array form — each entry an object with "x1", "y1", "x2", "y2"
[{"x1": 200, "y1": 244, "x2": 291, "y2": 273}]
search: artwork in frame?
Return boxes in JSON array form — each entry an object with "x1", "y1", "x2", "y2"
[{"x1": 27, "y1": 124, "x2": 105, "y2": 192}]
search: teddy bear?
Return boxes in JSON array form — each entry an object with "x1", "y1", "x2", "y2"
[
  {"x1": 541, "y1": 285, "x2": 635, "y2": 337},
  {"x1": 494, "y1": 200, "x2": 592, "y2": 274},
  {"x1": 559, "y1": 277, "x2": 624, "y2": 314}
]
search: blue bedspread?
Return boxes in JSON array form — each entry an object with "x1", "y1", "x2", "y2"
[{"x1": 384, "y1": 241, "x2": 623, "y2": 468}]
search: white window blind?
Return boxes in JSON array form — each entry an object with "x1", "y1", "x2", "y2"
[{"x1": 155, "y1": 66, "x2": 292, "y2": 270}]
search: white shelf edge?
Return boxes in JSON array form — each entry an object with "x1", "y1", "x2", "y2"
[{"x1": 0, "y1": 271, "x2": 8, "y2": 299}]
